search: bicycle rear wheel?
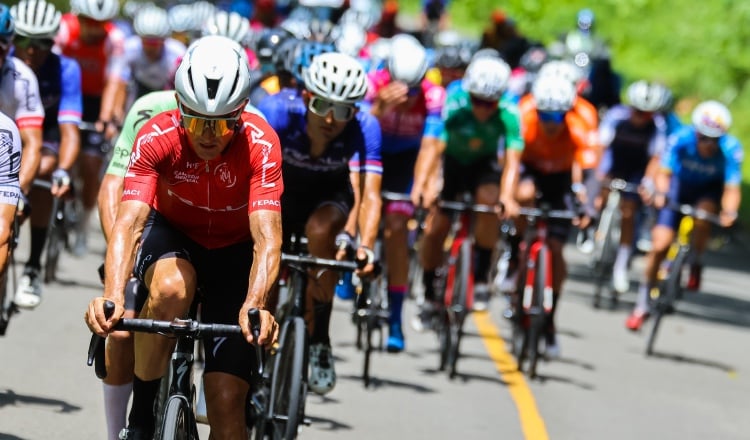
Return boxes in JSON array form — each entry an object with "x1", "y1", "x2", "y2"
[
  {"x1": 159, "y1": 396, "x2": 194, "y2": 440},
  {"x1": 44, "y1": 199, "x2": 65, "y2": 284},
  {"x1": 591, "y1": 199, "x2": 620, "y2": 308},
  {"x1": 269, "y1": 316, "x2": 306, "y2": 440},
  {"x1": 447, "y1": 240, "x2": 471, "y2": 379}
]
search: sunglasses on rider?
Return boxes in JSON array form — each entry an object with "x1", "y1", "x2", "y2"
[
  {"x1": 697, "y1": 134, "x2": 719, "y2": 145},
  {"x1": 537, "y1": 110, "x2": 566, "y2": 124},
  {"x1": 469, "y1": 95, "x2": 498, "y2": 108},
  {"x1": 308, "y1": 96, "x2": 357, "y2": 122},
  {"x1": 0, "y1": 36, "x2": 11, "y2": 51},
  {"x1": 14, "y1": 36, "x2": 54, "y2": 51},
  {"x1": 179, "y1": 103, "x2": 242, "y2": 137}
]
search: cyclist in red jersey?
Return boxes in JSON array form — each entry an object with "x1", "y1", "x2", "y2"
[
  {"x1": 85, "y1": 36, "x2": 283, "y2": 440},
  {"x1": 55, "y1": 0, "x2": 126, "y2": 256}
]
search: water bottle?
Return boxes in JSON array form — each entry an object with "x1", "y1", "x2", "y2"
[{"x1": 335, "y1": 271, "x2": 356, "y2": 300}]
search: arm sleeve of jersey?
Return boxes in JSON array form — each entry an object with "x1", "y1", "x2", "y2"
[
  {"x1": 348, "y1": 113, "x2": 383, "y2": 174},
  {"x1": 660, "y1": 133, "x2": 681, "y2": 172},
  {"x1": 500, "y1": 104, "x2": 524, "y2": 152},
  {"x1": 649, "y1": 114, "x2": 668, "y2": 156},
  {"x1": 598, "y1": 110, "x2": 618, "y2": 148},
  {"x1": 247, "y1": 118, "x2": 284, "y2": 213},
  {"x1": 58, "y1": 56, "x2": 83, "y2": 125},
  {"x1": 0, "y1": 119, "x2": 22, "y2": 185},
  {"x1": 722, "y1": 136, "x2": 744, "y2": 186},
  {"x1": 13, "y1": 61, "x2": 45, "y2": 129},
  {"x1": 119, "y1": 38, "x2": 138, "y2": 82},
  {"x1": 121, "y1": 128, "x2": 162, "y2": 204},
  {"x1": 422, "y1": 84, "x2": 446, "y2": 139},
  {"x1": 105, "y1": 29, "x2": 127, "y2": 80}
]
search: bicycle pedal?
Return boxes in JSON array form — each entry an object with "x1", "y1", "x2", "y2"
[{"x1": 302, "y1": 417, "x2": 312, "y2": 426}]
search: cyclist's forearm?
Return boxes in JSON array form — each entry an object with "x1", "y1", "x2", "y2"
[
  {"x1": 98, "y1": 78, "x2": 123, "y2": 124},
  {"x1": 247, "y1": 211, "x2": 282, "y2": 309},
  {"x1": 343, "y1": 171, "x2": 362, "y2": 236},
  {"x1": 655, "y1": 169, "x2": 671, "y2": 195},
  {"x1": 104, "y1": 202, "x2": 148, "y2": 305},
  {"x1": 18, "y1": 127, "x2": 42, "y2": 194},
  {"x1": 721, "y1": 184, "x2": 741, "y2": 215},
  {"x1": 500, "y1": 150, "x2": 521, "y2": 202},
  {"x1": 98, "y1": 174, "x2": 124, "y2": 243},
  {"x1": 413, "y1": 138, "x2": 442, "y2": 195},
  {"x1": 57, "y1": 123, "x2": 81, "y2": 171},
  {"x1": 358, "y1": 173, "x2": 383, "y2": 249}
]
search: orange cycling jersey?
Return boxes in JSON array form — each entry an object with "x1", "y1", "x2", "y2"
[{"x1": 520, "y1": 98, "x2": 590, "y2": 174}]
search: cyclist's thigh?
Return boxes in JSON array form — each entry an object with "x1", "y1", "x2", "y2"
[
  {"x1": 199, "y1": 241, "x2": 256, "y2": 384},
  {"x1": 534, "y1": 170, "x2": 573, "y2": 241},
  {"x1": 133, "y1": 210, "x2": 197, "y2": 283}
]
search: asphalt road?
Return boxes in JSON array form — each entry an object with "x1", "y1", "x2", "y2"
[{"x1": 1, "y1": 220, "x2": 749, "y2": 440}]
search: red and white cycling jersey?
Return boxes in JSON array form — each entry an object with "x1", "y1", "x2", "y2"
[
  {"x1": 0, "y1": 56, "x2": 45, "y2": 129},
  {"x1": 122, "y1": 110, "x2": 283, "y2": 249},
  {"x1": 55, "y1": 13, "x2": 126, "y2": 97}
]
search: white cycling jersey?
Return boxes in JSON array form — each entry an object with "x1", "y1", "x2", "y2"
[
  {"x1": 120, "y1": 36, "x2": 186, "y2": 110},
  {"x1": 0, "y1": 56, "x2": 45, "y2": 130},
  {"x1": 0, "y1": 111, "x2": 22, "y2": 206}
]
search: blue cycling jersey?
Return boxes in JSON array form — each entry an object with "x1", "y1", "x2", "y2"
[
  {"x1": 661, "y1": 125, "x2": 743, "y2": 186},
  {"x1": 36, "y1": 53, "x2": 82, "y2": 142},
  {"x1": 258, "y1": 88, "x2": 383, "y2": 181}
]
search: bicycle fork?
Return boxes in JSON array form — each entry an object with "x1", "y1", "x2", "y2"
[{"x1": 522, "y1": 241, "x2": 553, "y2": 315}]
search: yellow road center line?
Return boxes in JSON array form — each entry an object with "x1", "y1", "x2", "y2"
[{"x1": 473, "y1": 312, "x2": 549, "y2": 440}]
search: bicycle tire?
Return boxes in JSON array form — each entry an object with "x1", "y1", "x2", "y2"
[
  {"x1": 0, "y1": 266, "x2": 11, "y2": 336},
  {"x1": 437, "y1": 308, "x2": 451, "y2": 372},
  {"x1": 448, "y1": 240, "x2": 471, "y2": 379},
  {"x1": 646, "y1": 249, "x2": 687, "y2": 356},
  {"x1": 269, "y1": 316, "x2": 306, "y2": 440},
  {"x1": 527, "y1": 245, "x2": 549, "y2": 379},
  {"x1": 591, "y1": 195, "x2": 620, "y2": 308},
  {"x1": 44, "y1": 202, "x2": 65, "y2": 284},
  {"x1": 159, "y1": 396, "x2": 194, "y2": 440}
]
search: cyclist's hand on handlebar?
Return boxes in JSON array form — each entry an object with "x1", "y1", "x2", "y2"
[
  {"x1": 498, "y1": 197, "x2": 519, "y2": 219},
  {"x1": 239, "y1": 306, "x2": 278, "y2": 347},
  {"x1": 51, "y1": 168, "x2": 72, "y2": 198},
  {"x1": 355, "y1": 246, "x2": 376, "y2": 277},
  {"x1": 719, "y1": 210, "x2": 738, "y2": 228},
  {"x1": 85, "y1": 297, "x2": 125, "y2": 337}
]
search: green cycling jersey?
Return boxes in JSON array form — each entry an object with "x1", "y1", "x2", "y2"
[{"x1": 440, "y1": 88, "x2": 524, "y2": 166}]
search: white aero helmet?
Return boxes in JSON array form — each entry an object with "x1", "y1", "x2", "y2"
[
  {"x1": 167, "y1": 4, "x2": 194, "y2": 33},
  {"x1": 202, "y1": 10, "x2": 250, "y2": 45},
  {"x1": 388, "y1": 34, "x2": 428, "y2": 87},
  {"x1": 11, "y1": 0, "x2": 61, "y2": 39},
  {"x1": 538, "y1": 60, "x2": 584, "y2": 87},
  {"x1": 692, "y1": 100, "x2": 732, "y2": 138},
  {"x1": 532, "y1": 75, "x2": 576, "y2": 112},
  {"x1": 334, "y1": 22, "x2": 367, "y2": 58},
  {"x1": 462, "y1": 56, "x2": 511, "y2": 101},
  {"x1": 303, "y1": 52, "x2": 368, "y2": 104},
  {"x1": 75, "y1": 0, "x2": 119, "y2": 21},
  {"x1": 627, "y1": 81, "x2": 671, "y2": 112},
  {"x1": 175, "y1": 36, "x2": 251, "y2": 116},
  {"x1": 133, "y1": 7, "x2": 170, "y2": 39}
]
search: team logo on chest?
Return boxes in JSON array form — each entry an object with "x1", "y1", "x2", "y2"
[{"x1": 215, "y1": 162, "x2": 237, "y2": 188}]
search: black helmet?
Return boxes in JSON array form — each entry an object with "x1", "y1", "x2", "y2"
[{"x1": 256, "y1": 27, "x2": 288, "y2": 65}]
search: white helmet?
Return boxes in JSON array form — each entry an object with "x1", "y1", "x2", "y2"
[
  {"x1": 74, "y1": 0, "x2": 119, "y2": 21},
  {"x1": 175, "y1": 36, "x2": 251, "y2": 116},
  {"x1": 538, "y1": 60, "x2": 584, "y2": 87},
  {"x1": 133, "y1": 7, "x2": 170, "y2": 39},
  {"x1": 279, "y1": 17, "x2": 312, "y2": 40},
  {"x1": 627, "y1": 81, "x2": 671, "y2": 112},
  {"x1": 692, "y1": 100, "x2": 732, "y2": 138},
  {"x1": 202, "y1": 10, "x2": 250, "y2": 45},
  {"x1": 190, "y1": 1, "x2": 217, "y2": 32},
  {"x1": 462, "y1": 56, "x2": 511, "y2": 101},
  {"x1": 532, "y1": 75, "x2": 576, "y2": 112},
  {"x1": 303, "y1": 52, "x2": 368, "y2": 104},
  {"x1": 388, "y1": 34, "x2": 428, "y2": 87},
  {"x1": 11, "y1": 0, "x2": 61, "y2": 39},
  {"x1": 167, "y1": 4, "x2": 194, "y2": 33},
  {"x1": 334, "y1": 22, "x2": 366, "y2": 58}
]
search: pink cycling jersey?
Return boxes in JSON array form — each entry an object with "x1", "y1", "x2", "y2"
[{"x1": 122, "y1": 109, "x2": 283, "y2": 249}]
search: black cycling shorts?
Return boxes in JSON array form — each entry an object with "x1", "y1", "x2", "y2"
[
  {"x1": 440, "y1": 155, "x2": 502, "y2": 202},
  {"x1": 135, "y1": 210, "x2": 258, "y2": 383},
  {"x1": 520, "y1": 167, "x2": 574, "y2": 241}
]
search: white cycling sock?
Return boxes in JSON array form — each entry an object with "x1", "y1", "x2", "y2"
[
  {"x1": 103, "y1": 382, "x2": 132, "y2": 440},
  {"x1": 614, "y1": 245, "x2": 631, "y2": 272},
  {"x1": 635, "y1": 284, "x2": 650, "y2": 314}
]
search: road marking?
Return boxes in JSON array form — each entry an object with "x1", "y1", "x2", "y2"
[{"x1": 473, "y1": 312, "x2": 549, "y2": 440}]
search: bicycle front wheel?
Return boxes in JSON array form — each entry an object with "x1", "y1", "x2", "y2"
[
  {"x1": 527, "y1": 245, "x2": 550, "y2": 379},
  {"x1": 270, "y1": 317, "x2": 306, "y2": 440},
  {"x1": 44, "y1": 205, "x2": 65, "y2": 284},
  {"x1": 448, "y1": 240, "x2": 471, "y2": 379},
  {"x1": 0, "y1": 267, "x2": 12, "y2": 336},
  {"x1": 159, "y1": 396, "x2": 194, "y2": 440}
]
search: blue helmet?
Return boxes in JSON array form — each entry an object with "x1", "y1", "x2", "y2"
[
  {"x1": 292, "y1": 41, "x2": 335, "y2": 84},
  {"x1": 0, "y1": 4, "x2": 15, "y2": 38},
  {"x1": 577, "y1": 8, "x2": 594, "y2": 32}
]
